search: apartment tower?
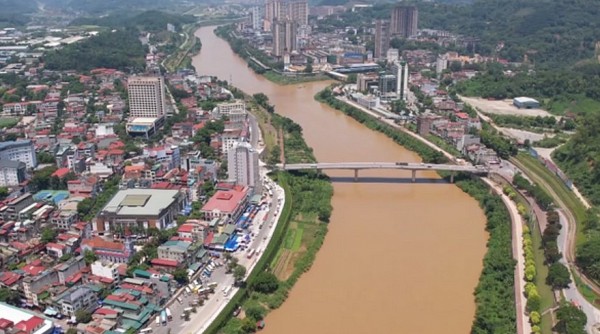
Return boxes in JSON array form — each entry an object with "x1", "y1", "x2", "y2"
[
  {"x1": 390, "y1": 6, "x2": 418, "y2": 38},
  {"x1": 374, "y1": 20, "x2": 390, "y2": 59},
  {"x1": 272, "y1": 19, "x2": 297, "y2": 57},
  {"x1": 228, "y1": 141, "x2": 260, "y2": 194},
  {"x1": 127, "y1": 76, "x2": 166, "y2": 119}
]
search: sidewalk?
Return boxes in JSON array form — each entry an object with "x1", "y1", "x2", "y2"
[{"x1": 483, "y1": 177, "x2": 531, "y2": 334}]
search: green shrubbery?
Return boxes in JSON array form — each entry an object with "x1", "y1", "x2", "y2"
[{"x1": 457, "y1": 179, "x2": 516, "y2": 334}]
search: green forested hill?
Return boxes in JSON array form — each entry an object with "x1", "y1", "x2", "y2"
[
  {"x1": 44, "y1": 29, "x2": 146, "y2": 72},
  {"x1": 70, "y1": 10, "x2": 197, "y2": 33}
]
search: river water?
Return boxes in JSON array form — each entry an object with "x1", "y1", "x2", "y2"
[{"x1": 193, "y1": 26, "x2": 487, "y2": 334}]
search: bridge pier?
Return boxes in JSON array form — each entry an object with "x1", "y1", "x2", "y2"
[
  {"x1": 450, "y1": 171, "x2": 455, "y2": 183},
  {"x1": 411, "y1": 170, "x2": 416, "y2": 183},
  {"x1": 354, "y1": 169, "x2": 359, "y2": 182}
]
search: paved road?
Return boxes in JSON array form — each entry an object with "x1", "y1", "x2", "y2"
[
  {"x1": 338, "y1": 96, "x2": 457, "y2": 162},
  {"x1": 483, "y1": 177, "x2": 531, "y2": 334},
  {"x1": 558, "y1": 210, "x2": 600, "y2": 332}
]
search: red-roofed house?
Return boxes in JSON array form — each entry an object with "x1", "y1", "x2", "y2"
[
  {"x1": 0, "y1": 271, "x2": 21, "y2": 287},
  {"x1": 150, "y1": 258, "x2": 180, "y2": 271},
  {"x1": 81, "y1": 237, "x2": 134, "y2": 263},
  {"x1": 177, "y1": 222, "x2": 207, "y2": 243},
  {"x1": 201, "y1": 186, "x2": 249, "y2": 222},
  {"x1": 67, "y1": 176, "x2": 99, "y2": 198},
  {"x1": 14, "y1": 316, "x2": 44, "y2": 334},
  {"x1": 46, "y1": 242, "x2": 68, "y2": 258},
  {"x1": 52, "y1": 168, "x2": 71, "y2": 179}
]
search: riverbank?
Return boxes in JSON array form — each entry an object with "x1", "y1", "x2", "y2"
[
  {"x1": 213, "y1": 24, "x2": 330, "y2": 86},
  {"x1": 315, "y1": 87, "x2": 517, "y2": 333},
  {"x1": 205, "y1": 94, "x2": 333, "y2": 334}
]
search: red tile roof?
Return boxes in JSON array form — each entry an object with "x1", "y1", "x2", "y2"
[
  {"x1": 15, "y1": 316, "x2": 44, "y2": 333},
  {"x1": 201, "y1": 187, "x2": 248, "y2": 214},
  {"x1": 52, "y1": 168, "x2": 70, "y2": 178},
  {"x1": 178, "y1": 224, "x2": 195, "y2": 233},
  {"x1": 150, "y1": 258, "x2": 179, "y2": 267},
  {"x1": 82, "y1": 237, "x2": 125, "y2": 252}
]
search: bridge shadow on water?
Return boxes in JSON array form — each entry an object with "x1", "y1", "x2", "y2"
[{"x1": 328, "y1": 176, "x2": 450, "y2": 184}]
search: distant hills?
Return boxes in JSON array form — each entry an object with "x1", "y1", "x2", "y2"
[{"x1": 70, "y1": 10, "x2": 197, "y2": 32}]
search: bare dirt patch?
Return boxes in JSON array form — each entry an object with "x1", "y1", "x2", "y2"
[{"x1": 461, "y1": 96, "x2": 555, "y2": 118}]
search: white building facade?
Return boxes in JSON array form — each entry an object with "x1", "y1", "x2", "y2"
[
  {"x1": 227, "y1": 141, "x2": 260, "y2": 193},
  {"x1": 127, "y1": 76, "x2": 166, "y2": 119},
  {"x1": 0, "y1": 140, "x2": 37, "y2": 169}
]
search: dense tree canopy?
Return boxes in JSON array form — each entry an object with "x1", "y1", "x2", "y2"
[{"x1": 44, "y1": 29, "x2": 146, "y2": 72}]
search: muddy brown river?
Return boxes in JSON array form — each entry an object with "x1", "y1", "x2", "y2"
[{"x1": 193, "y1": 26, "x2": 487, "y2": 334}]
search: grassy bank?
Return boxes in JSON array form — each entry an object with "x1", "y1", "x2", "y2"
[
  {"x1": 206, "y1": 96, "x2": 332, "y2": 334},
  {"x1": 512, "y1": 153, "x2": 587, "y2": 244},
  {"x1": 262, "y1": 71, "x2": 330, "y2": 86},
  {"x1": 316, "y1": 87, "x2": 517, "y2": 333}
]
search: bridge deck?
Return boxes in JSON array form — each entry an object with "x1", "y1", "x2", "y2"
[{"x1": 276, "y1": 162, "x2": 489, "y2": 173}]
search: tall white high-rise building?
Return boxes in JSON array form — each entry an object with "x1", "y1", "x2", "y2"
[
  {"x1": 127, "y1": 76, "x2": 166, "y2": 119},
  {"x1": 251, "y1": 6, "x2": 263, "y2": 30},
  {"x1": 393, "y1": 61, "x2": 409, "y2": 101},
  {"x1": 436, "y1": 54, "x2": 448, "y2": 77},
  {"x1": 228, "y1": 141, "x2": 260, "y2": 193}
]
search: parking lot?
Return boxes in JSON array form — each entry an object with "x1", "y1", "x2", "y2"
[{"x1": 146, "y1": 175, "x2": 284, "y2": 334}]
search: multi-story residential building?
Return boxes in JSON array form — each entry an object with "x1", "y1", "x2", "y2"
[
  {"x1": 22, "y1": 270, "x2": 59, "y2": 307},
  {"x1": 127, "y1": 76, "x2": 166, "y2": 119},
  {"x1": 251, "y1": 6, "x2": 263, "y2": 30},
  {"x1": 55, "y1": 255, "x2": 86, "y2": 284},
  {"x1": 2, "y1": 192, "x2": 34, "y2": 220},
  {"x1": 215, "y1": 101, "x2": 247, "y2": 123},
  {"x1": 286, "y1": 0, "x2": 308, "y2": 26},
  {"x1": 228, "y1": 142, "x2": 260, "y2": 194},
  {"x1": 81, "y1": 237, "x2": 135, "y2": 264},
  {"x1": 94, "y1": 189, "x2": 187, "y2": 233},
  {"x1": 50, "y1": 210, "x2": 78, "y2": 230},
  {"x1": 143, "y1": 145, "x2": 181, "y2": 170},
  {"x1": 0, "y1": 140, "x2": 36, "y2": 169},
  {"x1": 221, "y1": 128, "x2": 244, "y2": 155},
  {"x1": 390, "y1": 5, "x2": 418, "y2": 38},
  {"x1": 55, "y1": 285, "x2": 98, "y2": 317},
  {"x1": 91, "y1": 261, "x2": 120, "y2": 282},
  {"x1": 0, "y1": 160, "x2": 26, "y2": 186},
  {"x1": 67, "y1": 176, "x2": 99, "y2": 198},
  {"x1": 157, "y1": 240, "x2": 192, "y2": 265},
  {"x1": 272, "y1": 19, "x2": 297, "y2": 57},
  {"x1": 374, "y1": 20, "x2": 390, "y2": 59}
]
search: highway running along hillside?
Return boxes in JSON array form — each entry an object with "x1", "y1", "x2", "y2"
[{"x1": 193, "y1": 26, "x2": 487, "y2": 334}]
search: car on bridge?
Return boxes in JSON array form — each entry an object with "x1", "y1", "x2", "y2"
[{"x1": 395, "y1": 162, "x2": 408, "y2": 166}]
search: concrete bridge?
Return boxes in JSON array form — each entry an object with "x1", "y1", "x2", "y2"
[{"x1": 274, "y1": 162, "x2": 489, "y2": 183}]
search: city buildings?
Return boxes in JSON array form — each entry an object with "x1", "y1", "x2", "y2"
[
  {"x1": 374, "y1": 20, "x2": 390, "y2": 59},
  {"x1": 0, "y1": 140, "x2": 37, "y2": 169},
  {"x1": 91, "y1": 260, "x2": 121, "y2": 281},
  {"x1": 94, "y1": 189, "x2": 187, "y2": 233},
  {"x1": 390, "y1": 5, "x2": 418, "y2": 38},
  {"x1": 265, "y1": 0, "x2": 308, "y2": 27},
  {"x1": 127, "y1": 76, "x2": 166, "y2": 119},
  {"x1": 251, "y1": 6, "x2": 263, "y2": 30},
  {"x1": 81, "y1": 237, "x2": 135, "y2": 264},
  {"x1": 0, "y1": 302, "x2": 54, "y2": 334},
  {"x1": 55, "y1": 285, "x2": 98, "y2": 317},
  {"x1": 392, "y1": 60, "x2": 409, "y2": 101},
  {"x1": 228, "y1": 141, "x2": 260, "y2": 193},
  {"x1": 272, "y1": 19, "x2": 298, "y2": 57},
  {"x1": 201, "y1": 186, "x2": 249, "y2": 222},
  {"x1": 0, "y1": 160, "x2": 26, "y2": 186},
  {"x1": 215, "y1": 100, "x2": 248, "y2": 123}
]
